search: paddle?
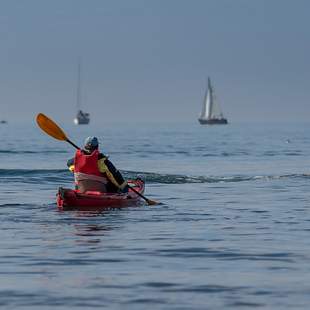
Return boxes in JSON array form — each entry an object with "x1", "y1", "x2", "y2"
[{"x1": 36, "y1": 113, "x2": 158, "y2": 205}]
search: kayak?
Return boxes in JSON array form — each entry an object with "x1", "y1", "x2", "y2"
[{"x1": 56, "y1": 178, "x2": 145, "y2": 210}]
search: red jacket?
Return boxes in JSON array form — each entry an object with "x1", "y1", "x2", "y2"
[{"x1": 74, "y1": 149, "x2": 102, "y2": 177}]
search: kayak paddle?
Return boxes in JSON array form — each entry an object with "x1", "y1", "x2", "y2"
[
  {"x1": 127, "y1": 184, "x2": 158, "y2": 206},
  {"x1": 36, "y1": 113, "x2": 80, "y2": 149},
  {"x1": 36, "y1": 113, "x2": 158, "y2": 206}
]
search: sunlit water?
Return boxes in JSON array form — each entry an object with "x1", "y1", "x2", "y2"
[{"x1": 1, "y1": 122, "x2": 310, "y2": 309}]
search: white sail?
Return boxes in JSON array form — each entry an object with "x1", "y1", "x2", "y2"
[
  {"x1": 199, "y1": 77, "x2": 213, "y2": 120},
  {"x1": 199, "y1": 82, "x2": 208, "y2": 119},
  {"x1": 198, "y1": 77, "x2": 227, "y2": 125},
  {"x1": 206, "y1": 77, "x2": 213, "y2": 119},
  {"x1": 199, "y1": 78, "x2": 225, "y2": 120},
  {"x1": 210, "y1": 94, "x2": 224, "y2": 119}
]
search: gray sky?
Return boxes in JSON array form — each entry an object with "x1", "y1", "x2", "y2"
[{"x1": 0, "y1": 0, "x2": 309, "y2": 124}]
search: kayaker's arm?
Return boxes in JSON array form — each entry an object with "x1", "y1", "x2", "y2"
[{"x1": 98, "y1": 157, "x2": 128, "y2": 191}]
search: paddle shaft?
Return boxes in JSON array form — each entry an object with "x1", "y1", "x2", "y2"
[
  {"x1": 66, "y1": 139, "x2": 80, "y2": 150},
  {"x1": 129, "y1": 184, "x2": 153, "y2": 203}
]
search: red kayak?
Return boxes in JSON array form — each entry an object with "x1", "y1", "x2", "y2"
[{"x1": 57, "y1": 179, "x2": 145, "y2": 210}]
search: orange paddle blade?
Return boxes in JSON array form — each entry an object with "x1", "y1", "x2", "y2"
[
  {"x1": 146, "y1": 198, "x2": 158, "y2": 206},
  {"x1": 36, "y1": 113, "x2": 68, "y2": 141}
]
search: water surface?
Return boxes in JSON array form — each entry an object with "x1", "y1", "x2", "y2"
[{"x1": 0, "y1": 122, "x2": 310, "y2": 309}]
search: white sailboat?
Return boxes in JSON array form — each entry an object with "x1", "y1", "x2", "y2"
[
  {"x1": 198, "y1": 77, "x2": 228, "y2": 125},
  {"x1": 74, "y1": 62, "x2": 90, "y2": 125}
]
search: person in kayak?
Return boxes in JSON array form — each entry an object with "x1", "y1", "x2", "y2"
[{"x1": 67, "y1": 136, "x2": 128, "y2": 193}]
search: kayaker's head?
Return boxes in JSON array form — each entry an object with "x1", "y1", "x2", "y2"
[{"x1": 84, "y1": 136, "x2": 99, "y2": 153}]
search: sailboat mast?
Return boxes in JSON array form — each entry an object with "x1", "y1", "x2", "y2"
[{"x1": 76, "y1": 61, "x2": 81, "y2": 112}]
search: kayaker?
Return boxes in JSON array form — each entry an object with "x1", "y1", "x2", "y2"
[{"x1": 67, "y1": 136, "x2": 128, "y2": 193}]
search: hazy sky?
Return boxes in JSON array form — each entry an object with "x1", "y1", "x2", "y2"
[{"x1": 0, "y1": 0, "x2": 309, "y2": 124}]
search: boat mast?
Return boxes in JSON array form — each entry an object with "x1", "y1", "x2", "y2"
[{"x1": 76, "y1": 61, "x2": 82, "y2": 112}]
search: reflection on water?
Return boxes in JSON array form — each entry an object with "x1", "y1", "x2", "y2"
[
  {"x1": 62, "y1": 209, "x2": 125, "y2": 246},
  {"x1": 73, "y1": 223, "x2": 116, "y2": 247},
  {"x1": 74, "y1": 223, "x2": 113, "y2": 237}
]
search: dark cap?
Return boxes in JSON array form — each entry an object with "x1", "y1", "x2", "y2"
[{"x1": 84, "y1": 136, "x2": 99, "y2": 150}]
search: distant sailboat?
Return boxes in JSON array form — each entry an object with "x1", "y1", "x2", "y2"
[
  {"x1": 198, "y1": 77, "x2": 228, "y2": 125},
  {"x1": 74, "y1": 62, "x2": 90, "y2": 125}
]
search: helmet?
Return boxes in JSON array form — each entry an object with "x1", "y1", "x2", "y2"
[{"x1": 84, "y1": 136, "x2": 99, "y2": 151}]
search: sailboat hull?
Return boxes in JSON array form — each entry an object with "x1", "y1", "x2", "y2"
[
  {"x1": 74, "y1": 117, "x2": 89, "y2": 125},
  {"x1": 198, "y1": 118, "x2": 228, "y2": 125},
  {"x1": 74, "y1": 109, "x2": 90, "y2": 125}
]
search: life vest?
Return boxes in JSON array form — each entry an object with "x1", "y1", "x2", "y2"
[{"x1": 74, "y1": 149, "x2": 108, "y2": 184}]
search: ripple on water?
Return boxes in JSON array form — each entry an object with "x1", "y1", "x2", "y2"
[{"x1": 152, "y1": 247, "x2": 296, "y2": 262}]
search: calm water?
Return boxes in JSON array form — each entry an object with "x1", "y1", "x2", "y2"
[{"x1": 1, "y1": 121, "x2": 310, "y2": 309}]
